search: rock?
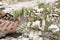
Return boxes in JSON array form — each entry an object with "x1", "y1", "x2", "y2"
[
  {"x1": 31, "y1": 20, "x2": 40, "y2": 28},
  {"x1": 44, "y1": 32, "x2": 57, "y2": 40},
  {"x1": 33, "y1": 35, "x2": 39, "y2": 40},
  {"x1": 17, "y1": 39, "x2": 22, "y2": 40},
  {"x1": 29, "y1": 31, "x2": 35, "y2": 39},
  {"x1": 17, "y1": 36, "x2": 22, "y2": 40},
  {"x1": 22, "y1": 37, "x2": 29, "y2": 40},
  {"x1": 49, "y1": 14, "x2": 59, "y2": 17},
  {"x1": 0, "y1": 39, "x2": 5, "y2": 40},
  {"x1": 38, "y1": 31, "x2": 42, "y2": 36},
  {"x1": 11, "y1": 38, "x2": 17, "y2": 40},
  {"x1": 0, "y1": 2, "x2": 3, "y2": 5},
  {"x1": 33, "y1": 32, "x2": 40, "y2": 40},
  {"x1": 24, "y1": 32, "x2": 28, "y2": 36},
  {"x1": 37, "y1": 8, "x2": 44, "y2": 13},
  {"x1": 35, "y1": 13, "x2": 41, "y2": 16},
  {"x1": 43, "y1": 37, "x2": 49, "y2": 40},
  {"x1": 39, "y1": 37, "x2": 43, "y2": 40},
  {"x1": 54, "y1": 8, "x2": 59, "y2": 12},
  {"x1": 44, "y1": 32, "x2": 54, "y2": 38},
  {"x1": 48, "y1": 24, "x2": 59, "y2": 33},
  {"x1": 34, "y1": 32, "x2": 38, "y2": 36},
  {"x1": 18, "y1": 36, "x2": 22, "y2": 39},
  {"x1": 27, "y1": 22, "x2": 31, "y2": 27}
]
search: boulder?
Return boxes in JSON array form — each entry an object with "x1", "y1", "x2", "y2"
[{"x1": 48, "y1": 24, "x2": 59, "y2": 33}]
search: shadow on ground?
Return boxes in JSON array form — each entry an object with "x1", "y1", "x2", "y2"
[{"x1": 0, "y1": 32, "x2": 22, "y2": 39}]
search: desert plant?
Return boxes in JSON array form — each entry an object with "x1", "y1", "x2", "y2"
[{"x1": 13, "y1": 8, "x2": 25, "y2": 19}]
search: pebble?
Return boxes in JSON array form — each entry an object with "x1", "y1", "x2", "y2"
[
  {"x1": 37, "y1": 8, "x2": 44, "y2": 13},
  {"x1": 48, "y1": 24, "x2": 59, "y2": 33},
  {"x1": 22, "y1": 37, "x2": 29, "y2": 40},
  {"x1": 35, "y1": 13, "x2": 41, "y2": 16},
  {"x1": 29, "y1": 31, "x2": 35, "y2": 39},
  {"x1": 27, "y1": 22, "x2": 31, "y2": 27},
  {"x1": 33, "y1": 35, "x2": 39, "y2": 40},
  {"x1": 11, "y1": 38, "x2": 17, "y2": 40},
  {"x1": 0, "y1": 39, "x2": 5, "y2": 40},
  {"x1": 38, "y1": 31, "x2": 42, "y2": 36},
  {"x1": 17, "y1": 39, "x2": 22, "y2": 40},
  {"x1": 39, "y1": 37, "x2": 43, "y2": 40},
  {"x1": 18, "y1": 36, "x2": 22, "y2": 39},
  {"x1": 31, "y1": 20, "x2": 40, "y2": 28}
]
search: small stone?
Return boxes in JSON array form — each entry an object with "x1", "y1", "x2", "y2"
[
  {"x1": 39, "y1": 37, "x2": 43, "y2": 40},
  {"x1": 33, "y1": 35, "x2": 39, "y2": 40},
  {"x1": 37, "y1": 8, "x2": 44, "y2": 13},
  {"x1": 0, "y1": 39, "x2": 5, "y2": 40},
  {"x1": 34, "y1": 32, "x2": 38, "y2": 36},
  {"x1": 48, "y1": 24, "x2": 59, "y2": 33},
  {"x1": 29, "y1": 31, "x2": 34, "y2": 39},
  {"x1": 11, "y1": 38, "x2": 17, "y2": 40},
  {"x1": 17, "y1": 39, "x2": 21, "y2": 40},
  {"x1": 31, "y1": 20, "x2": 40, "y2": 28},
  {"x1": 35, "y1": 13, "x2": 41, "y2": 16},
  {"x1": 18, "y1": 36, "x2": 22, "y2": 39},
  {"x1": 55, "y1": 8, "x2": 59, "y2": 12},
  {"x1": 38, "y1": 31, "x2": 42, "y2": 36},
  {"x1": 27, "y1": 22, "x2": 31, "y2": 27},
  {"x1": 22, "y1": 37, "x2": 29, "y2": 40},
  {"x1": 43, "y1": 38, "x2": 49, "y2": 40}
]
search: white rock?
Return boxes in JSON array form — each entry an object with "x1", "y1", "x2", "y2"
[
  {"x1": 39, "y1": 8, "x2": 44, "y2": 12},
  {"x1": 33, "y1": 35, "x2": 39, "y2": 40},
  {"x1": 49, "y1": 14, "x2": 59, "y2": 17},
  {"x1": 55, "y1": 3, "x2": 58, "y2": 5},
  {"x1": 27, "y1": 22, "x2": 31, "y2": 27},
  {"x1": 0, "y1": 39, "x2": 5, "y2": 40},
  {"x1": 37, "y1": 8, "x2": 44, "y2": 13},
  {"x1": 37, "y1": 9, "x2": 41, "y2": 13},
  {"x1": 24, "y1": 32, "x2": 28, "y2": 36},
  {"x1": 29, "y1": 31, "x2": 34, "y2": 39},
  {"x1": 35, "y1": 13, "x2": 41, "y2": 16},
  {"x1": 0, "y1": 2, "x2": 3, "y2": 6},
  {"x1": 34, "y1": 32, "x2": 38, "y2": 36},
  {"x1": 22, "y1": 37, "x2": 29, "y2": 40},
  {"x1": 51, "y1": 18, "x2": 54, "y2": 21},
  {"x1": 55, "y1": 8, "x2": 59, "y2": 12},
  {"x1": 11, "y1": 38, "x2": 17, "y2": 40},
  {"x1": 48, "y1": 24, "x2": 59, "y2": 33},
  {"x1": 33, "y1": 32, "x2": 40, "y2": 40},
  {"x1": 38, "y1": 31, "x2": 42, "y2": 35},
  {"x1": 18, "y1": 36, "x2": 22, "y2": 39},
  {"x1": 39, "y1": 37, "x2": 43, "y2": 40},
  {"x1": 31, "y1": 20, "x2": 40, "y2": 28},
  {"x1": 43, "y1": 38, "x2": 49, "y2": 40},
  {"x1": 18, "y1": 39, "x2": 21, "y2": 40},
  {"x1": 52, "y1": 14, "x2": 59, "y2": 17}
]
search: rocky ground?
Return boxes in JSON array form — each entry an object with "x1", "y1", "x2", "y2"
[{"x1": 0, "y1": 0, "x2": 60, "y2": 40}]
